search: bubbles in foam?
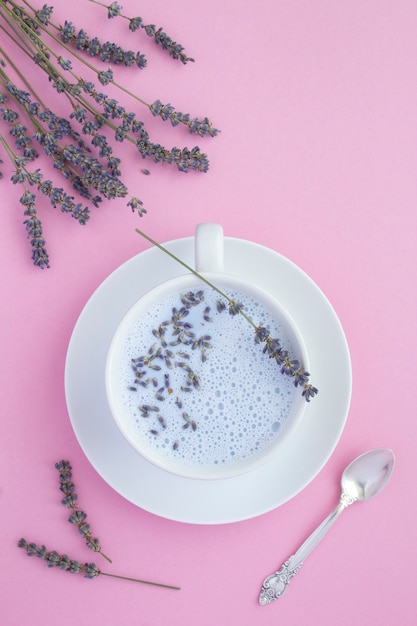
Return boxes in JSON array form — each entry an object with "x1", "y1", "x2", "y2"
[{"x1": 113, "y1": 285, "x2": 302, "y2": 472}]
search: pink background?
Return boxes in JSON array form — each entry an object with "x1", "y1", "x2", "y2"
[{"x1": 1, "y1": 1, "x2": 416, "y2": 624}]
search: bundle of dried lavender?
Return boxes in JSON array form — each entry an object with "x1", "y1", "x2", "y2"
[{"x1": 0, "y1": 0, "x2": 218, "y2": 267}]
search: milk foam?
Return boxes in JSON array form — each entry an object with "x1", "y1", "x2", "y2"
[{"x1": 112, "y1": 285, "x2": 302, "y2": 473}]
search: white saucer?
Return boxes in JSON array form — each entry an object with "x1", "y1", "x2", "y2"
[{"x1": 65, "y1": 236, "x2": 352, "y2": 524}]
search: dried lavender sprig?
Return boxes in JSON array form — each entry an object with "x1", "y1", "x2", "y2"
[
  {"x1": 19, "y1": 187, "x2": 49, "y2": 268},
  {"x1": 0, "y1": 91, "x2": 38, "y2": 160},
  {"x1": 150, "y1": 100, "x2": 220, "y2": 138},
  {"x1": 134, "y1": 228, "x2": 318, "y2": 401},
  {"x1": 55, "y1": 460, "x2": 112, "y2": 564},
  {"x1": 58, "y1": 20, "x2": 147, "y2": 69},
  {"x1": 17, "y1": 539, "x2": 180, "y2": 590},
  {"x1": 89, "y1": 0, "x2": 195, "y2": 64},
  {"x1": 0, "y1": 131, "x2": 50, "y2": 268},
  {"x1": 136, "y1": 141, "x2": 209, "y2": 173}
]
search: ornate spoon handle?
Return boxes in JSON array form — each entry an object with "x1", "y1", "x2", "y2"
[{"x1": 259, "y1": 491, "x2": 357, "y2": 605}]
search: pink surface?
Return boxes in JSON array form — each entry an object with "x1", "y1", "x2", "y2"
[{"x1": 1, "y1": 1, "x2": 416, "y2": 624}]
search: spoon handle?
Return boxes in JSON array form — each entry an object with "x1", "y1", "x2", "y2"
[{"x1": 259, "y1": 492, "x2": 356, "y2": 604}]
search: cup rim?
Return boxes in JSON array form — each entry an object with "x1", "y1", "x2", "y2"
[{"x1": 105, "y1": 272, "x2": 309, "y2": 480}]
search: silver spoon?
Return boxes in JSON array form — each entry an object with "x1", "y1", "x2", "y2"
[{"x1": 259, "y1": 448, "x2": 395, "y2": 605}]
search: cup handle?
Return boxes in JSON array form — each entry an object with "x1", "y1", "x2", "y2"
[{"x1": 194, "y1": 223, "x2": 224, "y2": 273}]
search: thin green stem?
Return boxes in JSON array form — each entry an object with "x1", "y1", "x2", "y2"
[
  {"x1": 134, "y1": 227, "x2": 257, "y2": 329},
  {"x1": 110, "y1": 79, "x2": 148, "y2": 108},
  {"x1": 0, "y1": 2, "x2": 37, "y2": 56},
  {"x1": 0, "y1": 45, "x2": 45, "y2": 106},
  {"x1": 99, "y1": 550, "x2": 112, "y2": 564},
  {"x1": 87, "y1": 0, "x2": 137, "y2": 23},
  {"x1": 87, "y1": 0, "x2": 109, "y2": 8},
  {"x1": 100, "y1": 571, "x2": 180, "y2": 590},
  {"x1": 0, "y1": 131, "x2": 18, "y2": 162}
]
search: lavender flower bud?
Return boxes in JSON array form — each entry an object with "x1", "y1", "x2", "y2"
[
  {"x1": 61, "y1": 494, "x2": 77, "y2": 507},
  {"x1": 228, "y1": 300, "x2": 244, "y2": 316},
  {"x1": 69, "y1": 510, "x2": 87, "y2": 525},
  {"x1": 107, "y1": 2, "x2": 122, "y2": 18},
  {"x1": 302, "y1": 384, "x2": 319, "y2": 402},
  {"x1": 254, "y1": 326, "x2": 270, "y2": 344},
  {"x1": 84, "y1": 563, "x2": 101, "y2": 579}
]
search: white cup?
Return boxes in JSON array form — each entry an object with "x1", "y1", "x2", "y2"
[{"x1": 105, "y1": 224, "x2": 309, "y2": 479}]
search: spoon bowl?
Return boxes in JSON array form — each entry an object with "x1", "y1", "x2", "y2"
[{"x1": 342, "y1": 448, "x2": 395, "y2": 502}]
